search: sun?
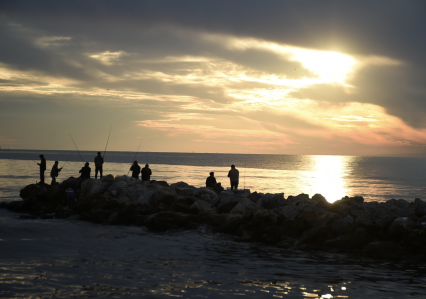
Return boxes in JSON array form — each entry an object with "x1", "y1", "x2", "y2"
[{"x1": 290, "y1": 49, "x2": 357, "y2": 84}]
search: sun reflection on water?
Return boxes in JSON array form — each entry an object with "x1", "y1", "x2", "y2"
[{"x1": 308, "y1": 155, "x2": 351, "y2": 203}]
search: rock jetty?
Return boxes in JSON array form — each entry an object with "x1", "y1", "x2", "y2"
[{"x1": 2, "y1": 175, "x2": 426, "y2": 262}]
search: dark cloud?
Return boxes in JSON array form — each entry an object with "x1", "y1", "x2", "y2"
[{"x1": 0, "y1": 0, "x2": 425, "y2": 129}]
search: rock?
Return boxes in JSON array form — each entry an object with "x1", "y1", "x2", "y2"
[
  {"x1": 300, "y1": 209, "x2": 341, "y2": 228},
  {"x1": 232, "y1": 189, "x2": 251, "y2": 198},
  {"x1": 150, "y1": 180, "x2": 169, "y2": 187},
  {"x1": 364, "y1": 241, "x2": 404, "y2": 259},
  {"x1": 19, "y1": 184, "x2": 48, "y2": 199},
  {"x1": 230, "y1": 198, "x2": 256, "y2": 215},
  {"x1": 330, "y1": 215, "x2": 354, "y2": 234},
  {"x1": 137, "y1": 190, "x2": 157, "y2": 207},
  {"x1": 170, "y1": 181, "x2": 195, "y2": 190},
  {"x1": 297, "y1": 227, "x2": 334, "y2": 247},
  {"x1": 171, "y1": 196, "x2": 196, "y2": 213},
  {"x1": 217, "y1": 192, "x2": 240, "y2": 212},
  {"x1": 175, "y1": 188, "x2": 194, "y2": 197},
  {"x1": 258, "y1": 193, "x2": 285, "y2": 210},
  {"x1": 107, "y1": 180, "x2": 129, "y2": 192},
  {"x1": 80, "y1": 179, "x2": 110, "y2": 198},
  {"x1": 190, "y1": 200, "x2": 213, "y2": 214},
  {"x1": 248, "y1": 192, "x2": 262, "y2": 203},
  {"x1": 219, "y1": 214, "x2": 245, "y2": 233},
  {"x1": 143, "y1": 212, "x2": 193, "y2": 231},
  {"x1": 278, "y1": 219, "x2": 308, "y2": 238},
  {"x1": 154, "y1": 186, "x2": 177, "y2": 206},
  {"x1": 193, "y1": 187, "x2": 217, "y2": 202},
  {"x1": 195, "y1": 213, "x2": 228, "y2": 227},
  {"x1": 247, "y1": 210, "x2": 278, "y2": 228},
  {"x1": 106, "y1": 205, "x2": 137, "y2": 225},
  {"x1": 101, "y1": 174, "x2": 115, "y2": 183},
  {"x1": 60, "y1": 177, "x2": 78, "y2": 189},
  {"x1": 415, "y1": 198, "x2": 426, "y2": 216},
  {"x1": 276, "y1": 199, "x2": 310, "y2": 219},
  {"x1": 388, "y1": 217, "x2": 416, "y2": 236},
  {"x1": 116, "y1": 193, "x2": 132, "y2": 205}
]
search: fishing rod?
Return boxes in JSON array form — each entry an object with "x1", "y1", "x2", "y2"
[
  {"x1": 61, "y1": 154, "x2": 72, "y2": 169},
  {"x1": 127, "y1": 140, "x2": 143, "y2": 176},
  {"x1": 244, "y1": 156, "x2": 246, "y2": 190},
  {"x1": 103, "y1": 125, "x2": 113, "y2": 159},
  {"x1": 69, "y1": 134, "x2": 85, "y2": 163}
]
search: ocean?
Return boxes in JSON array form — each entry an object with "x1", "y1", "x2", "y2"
[
  {"x1": 1, "y1": 149, "x2": 426, "y2": 298},
  {"x1": 1, "y1": 149, "x2": 426, "y2": 203}
]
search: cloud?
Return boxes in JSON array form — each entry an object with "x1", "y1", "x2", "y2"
[{"x1": 0, "y1": 1, "x2": 426, "y2": 154}]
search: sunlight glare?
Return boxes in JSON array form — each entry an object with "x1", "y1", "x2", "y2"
[{"x1": 310, "y1": 155, "x2": 350, "y2": 202}]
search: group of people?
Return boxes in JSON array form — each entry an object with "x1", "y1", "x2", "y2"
[{"x1": 37, "y1": 153, "x2": 241, "y2": 209}]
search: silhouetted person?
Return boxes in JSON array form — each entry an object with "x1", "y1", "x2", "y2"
[
  {"x1": 141, "y1": 164, "x2": 152, "y2": 185},
  {"x1": 76, "y1": 162, "x2": 91, "y2": 189},
  {"x1": 228, "y1": 164, "x2": 239, "y2": 190},
  {"x1": 130, "y1": 160, "x2": 141, "y2": 179},
  {"x1": 94, "y1": 152, "x2": 104, "y2": 179},
  {"x1": 206, "y1": 172, "x2": 217, "y2": 188},
  {"x1": 37, "y1": 154, "x2": 46, "y2": 184},
  {"x1": 50, "y1": 161, "x2": 62, "y2": 185},
  {"x1": 66, "y1": 187, "x2": 76, "y2": 209}
]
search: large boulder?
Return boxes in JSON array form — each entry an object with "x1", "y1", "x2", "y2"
[
  {"x1": 257, "y1": 193, "x2": 285, "y2": 210},
  {"x1": 230, "y1": 198, "x2": 256, "y2": 215},
  {"x1": 107, "y1": 180, "x2": 129, "y2": 192},
  {"x1": 175, "y1": 188, "x2": 195, "y2": 197},
  {"x1": 388, "y1": 217, "x2": 416, "y2": 236},
  {"x1": 190, "y1": 200, "x2": 213, "y2": 214},
  {"x1": 143, "y1": 211, "x2": 193, "y2": 231},
  {"x1": 170, "y1": 181, "x2": 195, "y2": 190},
  {"x1": 80, "y1": 179, "x2": 110, "y2": 198},
  {"x1": 101, "y1": 174, "x2": 115, "y2": 183},
  {"x1": 414, "y1": 198, "x2": 426, "y2": 216},
  {"x1": 193, "y1": 187, "x2": 217, "y2": 203},
  {"x1": 19, "y1": 184, "x2": 48, "y2": 199},
  {"x1": 275, "y1": 198, "x2": 310, "y2": 219},
  {"x1": 219, "y1": 214, "x2": 245, "y2": 233},
  {"x1": 60, "y1": 177, "x2": 78, "y2": 189},
  {"x1": 217, "y1": 192, "x2": 240, "y2": 212},
  {"x1": 300, "y1": 209, "x2": 341, "y2": 228}
]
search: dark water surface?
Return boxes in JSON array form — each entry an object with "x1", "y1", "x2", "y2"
[{"x1": 1, "y1": 210, "x2": 425, "y2": 299}]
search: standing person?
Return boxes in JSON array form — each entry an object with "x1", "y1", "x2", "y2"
[
  {"x1": 94, "y1": 152, "x2": 104, "y2": 179},
  {"x1": 130, "y1": 160, "x2": 141, "y2": 179},
  {"x1": 37, "y1": 154, "x2": 46, "y2": 184},
  {"x1": 141, "y1": 164, "x2": 152, "y2": 185},
  {"x1": 228, "y1": 164, "x2": 239, "y2": 190},
  {"x1": 50, "y1": 161, "x2": 62, "y2": 185},
  {"x1": 76, "y1": 162, "x2": 91, "y2": 189},
  {"x1": 206, "y1": 172, "x2": 217, "y2": 188}
]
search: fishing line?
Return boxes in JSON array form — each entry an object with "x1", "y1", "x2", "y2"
[
  {"x1": 103, "y1": 125, "x2": 113, "y2": 159},
  {"x1": 69, "y1": 134, "x2": 84, "y2": 163}
]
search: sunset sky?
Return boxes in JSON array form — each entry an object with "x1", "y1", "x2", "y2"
[{"x1": 1, "y1": 1, "x2": 425, "y2": 155}]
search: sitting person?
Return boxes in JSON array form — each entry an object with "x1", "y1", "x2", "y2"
[{"x1": 206, "y1": 172, "x2": 217, "y2": 188}]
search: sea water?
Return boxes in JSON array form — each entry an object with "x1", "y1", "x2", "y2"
[
  {"x1": 1, "y1": 149, "x2": 426, "y2": 202},
  {"x1": 1, "y1": 150, "x2": 426, "y2": 298}
]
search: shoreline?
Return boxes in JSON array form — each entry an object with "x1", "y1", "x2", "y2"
[{"x1": 2, "y1": 174, "x2": 426, "y2": 262}]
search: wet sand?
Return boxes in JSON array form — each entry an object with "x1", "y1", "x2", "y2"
[{"x1": 1, "y1": 209, "x2": 425, "y2": 298}]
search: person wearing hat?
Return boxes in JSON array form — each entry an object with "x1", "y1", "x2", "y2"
[
  {"x1": 50, "y1": 161, "x2": 62, "y2": 185},
  {"x1": 130, "y1": 160, "x2": 141, "y2": 179},
  {"x1": 141, "y1": 164, "x2": 152, "y2": 185},
  {"x1": 37, "y1": 154, "x2": 46, "y2": 184},
  {"x1": 75, "y1": 162, "x2": 91, "y2": 189},
  {"x1": 206, "y1": 172, "x2": 217, "y2": 188},
  {"x1": 94, "y1": 152, "x2": 104, "y2": 179}
]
